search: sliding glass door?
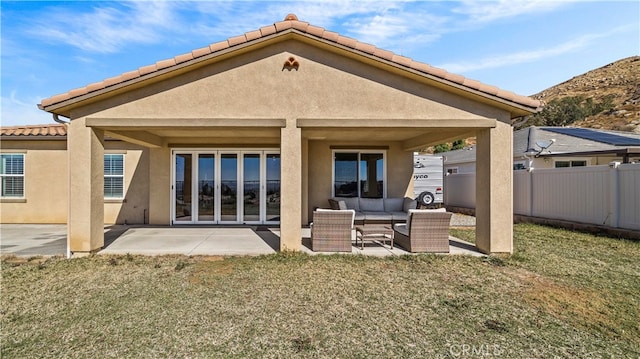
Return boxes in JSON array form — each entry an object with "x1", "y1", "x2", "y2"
[
  {"x1": 198, "y1": 154, "x2": 215, "y2": 222},
  {"x1": 174, "y1": 153, "x2": 193, "y2": 222},
  {"x1": 172, "y1": 150, "x2": 279, "y2": 224},
  {"x1": 219, "y1": 153, "x2": 239, "y2": 223}
]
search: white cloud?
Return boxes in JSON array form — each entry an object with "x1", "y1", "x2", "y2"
[
  {"x1": 453, "y1": 0, "x2": 570, "y2": 23},
  {"x1": 435, "y1": 25, "x2": 634, "y2": 73},
  {"x1": 29, "y1": 1, "x2": 180, "y2": 53}
]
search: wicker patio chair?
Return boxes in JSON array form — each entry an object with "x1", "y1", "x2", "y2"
[
  {"x1": 392, "y1": 209, "x2": 452, "y2": 253},
  {"x1": 311, "y1": 209, "x2": 355, "y2": 252}
]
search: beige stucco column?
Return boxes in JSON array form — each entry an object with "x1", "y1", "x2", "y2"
[
  {"x1": 280, "y1": 118, "x2": 302, "y2": 251},
  {"x1": 475, "y1": 121, "x2": 513, "y2": 254},
  {"x1": 67, "y1": 118, "x2": 105, "y2": 252},
  {"x1": 149, "y1": 147, "x2": 170, "y2": 225}
]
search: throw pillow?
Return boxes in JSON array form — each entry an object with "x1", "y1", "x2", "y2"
[{"x1": 403, "y1": 197, "x2": 417, "y2": 212}]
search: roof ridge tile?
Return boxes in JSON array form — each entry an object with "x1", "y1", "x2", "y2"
[
  {"x1": 306, "y1": 24, "x2": 325, "y2": 37},
  {"x1": 191, "y1": 46, "x2": 211, "y2": 58},
  {"x1": 274, "y1": 20, "x2": 292, "y2": 32},
  {"x1": 209, "y1": 40, "x2": 230, "y2": 53},
  {"x1": 245, "y1": 29, "x2": 262, "y2": 42},
  {"x1": 228, "y1": 34, "x2": 248, "y2": 46},
  {"x1": 175, "y1": 52, "x2": 194, "y2": 64},
  {"x1": 291, "y1": 20, "x2": 309, "y2": 32},
  {"x1": 259, "y1": 25, "x2": 277, "y2": 37},
  {"x1": 321, "y1": 30, "x2": 339, "y2": 42}
]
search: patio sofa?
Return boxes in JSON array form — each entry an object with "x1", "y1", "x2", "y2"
[{"x1": 328, "y1": 197, "x2": 417, "y2": 224}]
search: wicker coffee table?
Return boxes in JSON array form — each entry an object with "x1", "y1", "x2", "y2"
[{"x1": 355, "y1": 224, "x2": 394, "y2": 250}]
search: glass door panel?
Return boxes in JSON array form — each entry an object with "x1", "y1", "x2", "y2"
[
  {"x1": 243, "y1": 154, "x2": 261, "y2": 222},
  {"x1": 266, "y1": 153, "x2": 281, "y2": 222},
  {"x1": 198, "y1": 154, "x2": 215, "y2": 222},
  {"x1": 360, "y1": 153, "x2": 384, "y2": 198},
  {"x1": 220, "y1": 154, "x2": 238, "y2": 222},
  {"x1": 174, "y1": 154, "x2": 193, "y2": 222}
]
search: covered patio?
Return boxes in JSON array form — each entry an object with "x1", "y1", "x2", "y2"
[
  {"x1": 98, "y1": 225, "x2": 484, "y2": 257},
  {"x1": 0, "y1": 223, "x2": 483, "y2": 257}
]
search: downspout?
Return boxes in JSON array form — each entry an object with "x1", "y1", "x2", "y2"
[
  {"x1": 53, "y1": 113, "x2": 69, "y2": 124},
  {"x1": 52, "y1": 113, "x2": 72, "y2": 257}
]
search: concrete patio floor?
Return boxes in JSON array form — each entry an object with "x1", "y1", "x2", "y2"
[{"x1": 1, "y1": 224, "x2": 484, "y2": 257}]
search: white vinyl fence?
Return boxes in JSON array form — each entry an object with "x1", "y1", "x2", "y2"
[{"x1": 444, "y1": 163, "x2": 640, "y2": 231}]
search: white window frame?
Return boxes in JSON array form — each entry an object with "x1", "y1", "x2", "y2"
[
  {"x1": 104, "y1": 153, "x2": 125, "y2": 199},
  {"x1": 331, "y1": 149, "x2": 387, "y2": 198},
  {"x1": 554, "y1": 158, "x2": 589, "y2": 168},
  {"x1": 170, "y1": 149, "x2": 280, "y2": 225},
  {"x1": 0, "y1": 153, "x2": 25, "y2": 199}
]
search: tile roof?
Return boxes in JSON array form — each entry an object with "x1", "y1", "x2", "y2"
[
  {"x1": 39, "y1": 14, "x2": 541, "y2": 111},
  {"x1": 1, "y1": 124, "x2": 67, "y2": 137}
]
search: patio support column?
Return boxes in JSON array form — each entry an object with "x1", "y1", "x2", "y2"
[
  {"x1": 280, "y1": 118, "x2": 302, "y2": 251},
  {"x1": 475, "y1": 121, "x2": 513, "y2": 254},
  {"x1": 67, "y1": 118, "x2": 104, "y2": 253},
  {"x1": 149, "y1": 147, "x2": 170, "y2": 225}
]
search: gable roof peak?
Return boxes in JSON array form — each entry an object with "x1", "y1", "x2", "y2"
[{"x1": 38, "y1": 14, "x2": 541, "y2": 115}]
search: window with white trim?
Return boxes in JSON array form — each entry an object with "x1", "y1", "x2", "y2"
[
  {"x1": 104, "y1": 154, "x2": 124, "y2": 199},
  {"x1": 333, "y1": 150, "x2": 385, "y2": 198},
  {"x1": 1, "y1": 154, "x2": 25, "y2": 198},
  {"x1": 555, "y1": 160, "x2": 587, "y2": 168}
]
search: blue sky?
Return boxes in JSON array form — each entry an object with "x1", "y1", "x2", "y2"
[{"x1": 1, "y1": 0, "x2": 638, "y2": 126}]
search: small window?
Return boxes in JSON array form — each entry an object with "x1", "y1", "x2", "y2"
[
  {"x1": 555, "y1": 160, "x2": 587, "y2": 168},
  {"x1": 1, "y1": 154, "x2": 25, "y2": 198},
  {"x1": 513, "y1": 162, "x2": 526, "y2": 171},
  {"x1": 104, "y1": 154, "x2": 124, "y2": 198},
  {"x1": 446, "y1": 168, "x2": 458, "y2": 175}
]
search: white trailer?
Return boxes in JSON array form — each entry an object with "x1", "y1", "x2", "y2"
[{"x1": 413, "y1": 154, "x2": 444, "y2": 206}]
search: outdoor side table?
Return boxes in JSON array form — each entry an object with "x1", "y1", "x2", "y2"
[{"x1": 355, "y1": 225, "x2": 394, "y2": 250}]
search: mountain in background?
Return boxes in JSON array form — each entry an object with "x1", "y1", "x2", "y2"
[{"x1": 524, "y1": 56, "x2": 640, "y2": 133}]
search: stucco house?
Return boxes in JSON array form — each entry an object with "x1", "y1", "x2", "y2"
[
  {"x1": 441, "y1": 126, "x2": 640, "y2": 174},
  {"x1": 1, "y1": 14, "x2": 541, "y2": 254}
]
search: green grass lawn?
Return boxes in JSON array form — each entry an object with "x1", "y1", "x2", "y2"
[{"x1": 2, "y1": 224, "x2": 639, "y2": 358}]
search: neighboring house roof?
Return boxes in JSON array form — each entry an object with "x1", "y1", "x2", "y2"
[
  {"x1": 442, "y1": 126, "x2": 640, "y2": 165},
  {"x1": 515, "y1": 127, "x2": 640, "y2": 157},
  {"x1": 38, "y1": 14, "x2": 541, "y2": 116},
  {"x1": 0, "y1": 124, "x2": 67, "y2": 138}
]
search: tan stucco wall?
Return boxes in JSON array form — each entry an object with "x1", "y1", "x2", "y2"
[
  {"x1": 65, "y1": 39, "x2": 505, "y2": 228},
  {"x1": 104, "y1": 142, "x2": 150, "y2": 225},
  {"x1": 0, "y1": 139, "x2": 149, "y2": 225},
  {"x1": 72, "y1": 39, "x2": 508, "y2": 123},
  {"x1": 1, "y1": 140, "x2": 68, "y2": 223}
]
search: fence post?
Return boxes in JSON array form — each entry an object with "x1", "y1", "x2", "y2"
[
  {"x1": 527, "y1": 168, "x2": 534, "y2": 217},
  {"x1": 608, "y1": 162, "x2": 620, "y2": 228}
]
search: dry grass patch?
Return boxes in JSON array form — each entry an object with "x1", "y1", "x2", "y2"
[
  {"x1": 521, "y1": 274, "x2": 621, "y2": 339},
  {"x1": 2, "y1": 225, "x2": 640, "y2": 358}
]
